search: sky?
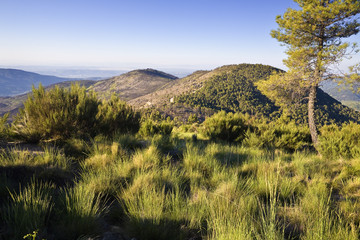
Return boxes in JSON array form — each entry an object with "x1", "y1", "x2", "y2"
[{"x1": 0, "y1": 0, "x2": 359, "y2": 73}]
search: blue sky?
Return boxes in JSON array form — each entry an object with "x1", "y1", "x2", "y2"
[{"x1": 0, "y1": 0, "x2": 359, "y2": 72}]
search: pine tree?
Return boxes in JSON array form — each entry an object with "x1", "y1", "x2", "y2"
[{"x1": 268, "y1": 0, "x2": 360, "y2": 149}]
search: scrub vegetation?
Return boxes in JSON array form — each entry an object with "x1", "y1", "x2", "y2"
[{"x1": 1, "y1": 84, "x2": 360, "y2": 240}]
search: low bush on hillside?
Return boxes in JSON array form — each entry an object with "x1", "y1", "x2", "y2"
[
  {"x1": 319, "y1": 122, "x2": 360, "y2": 159},
  {"x1": 201, "y1": 111, "x2": 249, "y2": 143},
  {"x1": 138, "y1": 117, "x2": 174, "y2": 137},
  {"x1": 244, "y1": 117, "x2": 312, "y2": 152},
  {"x1": 0, "y1": 113, "x2": 9, "y2": 141},
  {"x1": 10, "y1": 85, "x2": 141, "y2": 143},
  {"x1": 12, "y1": 84, "x2": 99, "y2": 142},
  {"x1": 96, "y1": 94, "x2": 141, "y2": 136}
]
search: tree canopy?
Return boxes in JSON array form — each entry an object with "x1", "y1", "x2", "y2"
[{"x1": 259, "y1": 0, "x2": 360, "y2": 149}]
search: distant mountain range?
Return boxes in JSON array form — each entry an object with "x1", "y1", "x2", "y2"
[
  {"x1": 0, "y1": 68, "x2": 80, "y2": 96},
  {"x1": 1, "y1": 64, "x2": 360, "y2": 125}
]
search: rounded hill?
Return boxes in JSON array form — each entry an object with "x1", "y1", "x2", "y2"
[{"x1": 89, "y1": 68, "x2": 178, "y2": 100}]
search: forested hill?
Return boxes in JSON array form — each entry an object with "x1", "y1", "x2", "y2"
[
  {"x1": 176, "y1": 71, "x2": 279, "y2": 117},
  {"x1": 170, "y1": 64, "x2": 360, "y2": 125}
]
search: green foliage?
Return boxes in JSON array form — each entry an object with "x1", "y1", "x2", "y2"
[
  {"x1": 187, "y1": 113, "x2": 198, "y2": 124},
  {"x1": 13, "y1": 84, "x2": 99, "y2": 142},
  {"x1": 54, "y1": 184, "x2": 105, "y2": 239},
  {"x1": 319, "y1": 122, "x2": 360, "y2": 159},
  {"x1": 201, "y1": 111, "x2": 248, "y2": 143},
  {"x1": 256, "y1": 71, "x2": 308, "y2": 110},
  {"x1": 3, "y1": 99, "x2": 360, "y2": 240},
  {"x1": 138, "y1": 117, "x2": 174, "y2": 137},
  {"x1": 3, "y1": 180, "x2": 54, "y2": 239},
  {"x1": 0, "y1": 146, "x2": 71, "y2": 170},
  {"x1": 96, "y1": 94, "x2": 141, "y2": 136},
  {"x1": 244, "y1": 117, "x2": 312, "y2": 152},
  {"x1": 270, "y1": 0, "x2": 360, "y2": 147},
  {"x1": 0, "y1": 113, "x2": 9, "y2": 141}
]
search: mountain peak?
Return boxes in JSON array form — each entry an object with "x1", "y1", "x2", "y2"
[
  {"x1": 126, "y1": 68, "x2": 178, "y2": 80},
  {"x1": 90, "y1": 68, "x2": 178, "y2": 100}
]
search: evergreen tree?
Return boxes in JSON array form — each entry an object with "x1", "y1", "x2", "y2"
[{"x1": 264, "y1": 0, "x2": 360, "y2": 149}]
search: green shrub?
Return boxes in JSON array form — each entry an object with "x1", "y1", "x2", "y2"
[
  {"x1": 244, "y1": 118, "x2": 311, "y2": 152},
  {"x1": 0, "y1": 113, "x2": 9, "y2": 141},
  {"x1": 96, "y1": 94, "x2": 141, "y2": 136},
  {"x1": 138, "y1": 117, "x2": 174, "y2": 137},
  {"x1": 12, "y1": 84, "x2": 99, "y2": 142},
  {"x1": 319, "y1": 122, "x2": 360, "y2": 159},
  {"x1": 187, "y1": 114, "x2": 199, "y2": 124},
  {"x1": 201, "y1": 111, "x2": 248, "y2": 142}
]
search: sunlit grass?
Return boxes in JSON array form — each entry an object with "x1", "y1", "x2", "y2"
[
  {"x1": 54, "y1": 184, "x2": 106, "y2": 240},
  {"x1": 3, "y1": 180, "x2": 55, "y2": 239},
  {"x1": 0, "y1": 146, "x2": 71, "y2": 170},
  {"x1": 1, "y1": 134, "x2": 360, "y2": 239}
]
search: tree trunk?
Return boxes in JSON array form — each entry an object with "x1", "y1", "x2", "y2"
[{"x1": 308, "y1": 84, "x2": 319, "y2": 149}]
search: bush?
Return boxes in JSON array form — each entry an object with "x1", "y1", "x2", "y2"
[
  {"x1": 96, "y1": 94, "x2": 141, "y2": 136},
  {"x1": 0, "y1": 113, "x2": 9, "y2": 141},
  {"x1": 201, "y1": 111, "x2": 248, "y2": 142},
  {"x1": 319, "y1": 122, "x2": 360, "y2": 159},
  {"x1": 12, "y1": 84, "x2": 99, "y2": 142},
  {"x1": 244, "y1": 118, "x2": 312, "y2": 152},
  {"x1": 138, "y1": 117, "x2": 174, "y2": 137},
  {"x1": 187, "y1": 114, "x2": 199, "y2": 124}
]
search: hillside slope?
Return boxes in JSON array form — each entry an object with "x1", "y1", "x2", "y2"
[
  {"x1": 129, "y1": 64, "x2": 282, "y2": 108},
  {"x1": 0, "y1": 68, "x2": 76, "y2": 96},
  {"x1": 129, "y1": 64, "x2": 360, "y2": 125},
  {"x1": 89, "y1": 68, "x2": 178, "y2": 100},
  {"x1": 175, "y1": 71, "x2": 279, "y2": 117}
]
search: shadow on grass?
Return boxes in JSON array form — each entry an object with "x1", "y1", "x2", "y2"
[
  {"x1": 125, "y1": 217, "x2": 203, "y2": 240},
  {"x1": 0, "y1": 165, "x2": 74, "y2": 195},
  {"x1": 214, "y1": 151, "x2": 250, "y2": 167}
]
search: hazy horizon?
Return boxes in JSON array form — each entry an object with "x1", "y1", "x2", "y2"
[
  {"x1": 1, "y1": 0, "x2": 359, "y2": 75},
  {"x1": 0, "y1": 0, "x2": 298, "y2": 70}
]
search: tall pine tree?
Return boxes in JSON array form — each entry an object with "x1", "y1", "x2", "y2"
[{"x1": 266, "y1": 0, "x2": 360, "y2": 149}]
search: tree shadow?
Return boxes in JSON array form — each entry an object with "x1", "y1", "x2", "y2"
[
  {"x1": 125, "y1": 217, "x2": 204, "y2": 240},
  {"x1": 0, "y1": 165, "x2": 74, "y2": 197},
  {"x1": 214, "y1": 151, "x2": 250, "y2": 167}
]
